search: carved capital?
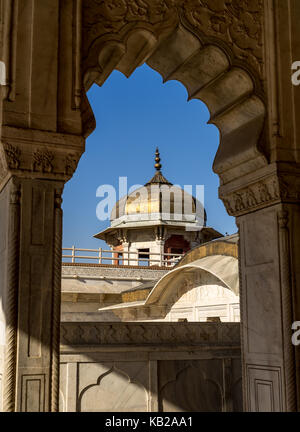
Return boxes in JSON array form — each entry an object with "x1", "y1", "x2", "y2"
[
  {"x1": 278, "y1": 210, "x2": 289, "y2": 230},
  {"x1": 220, "y1": 169, "x2": 300, "y2": 217},
  {"x1": 4, "y1": 144, "x2": 21, "y2": 170},
  {"x1": 155, "y1": 225, "x2": 165, "y2": 241},
  {"x1": 32, "y1": 149, "x2": 54, "y2": 173},
  {"x1": 54, "y1": 189, "x2": 63, "y2": 209},
  {"x1": 9, "y1": 183, "x2": 21, "y2": 205},
  {"x1": 117, "y1": 228, "x2": 128, "y2": 244},
  {"x1": 0, "y1": 126, "x2": 84, "y2": 188}
]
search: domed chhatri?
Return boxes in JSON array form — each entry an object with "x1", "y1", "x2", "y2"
[
  {"x1": 110, "y1": 148, "x2": 202, "y2": 225},
  {"x1": 94, "y1": 149, "x2": 222, "y2": 264}
]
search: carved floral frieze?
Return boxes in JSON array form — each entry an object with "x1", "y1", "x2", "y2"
[
  {"x1": 221, "y1": 174, "x2": 300, "y2": 217},
  {"x1": 182, "y1": 0, "x2": 263, "y2": 74},
  {"x1": 83, "y1": 0, "x2": 264, "y2": 77},
  {"x1": 4, "y1": 144, "x2": 21, "y2": 170},
  {"x1": 65, "y1": 154, "x2": 80, "y2": 176},
  {"x1": 0, "y1": 143, "x2": 21, "y2": 184},
  {"x1": 60, "y1": 321, "x2": 240, "y2": 346},
  {"x1": 0, "y1": 142, "x2": 81, "y2": 182},
  {"x1": 32, "y1": 149, "x2": 54, "y2": 173}
]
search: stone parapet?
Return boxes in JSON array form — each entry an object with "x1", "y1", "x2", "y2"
[{"x1": 62, "y1": 264, "x2": 168, "y2": 281}]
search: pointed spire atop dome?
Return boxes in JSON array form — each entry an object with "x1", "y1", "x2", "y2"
[
  {"x1": 154, "y1": 147, "x2": 162, "y2": 171},
  {"x1": 145, "y1": 147, "x2": 172, "y2": 186}
]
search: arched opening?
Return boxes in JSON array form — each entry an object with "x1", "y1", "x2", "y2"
[
  {"x1": 2, "y1": 0, "x2": 298, "y2": 413},
  {"x1": 63, "y1": 62, "x2": 236, "y2": 250},
  {"x1": 59, "y1": 22, "x2": 250, "y2": 410},
  {"x1": 61, "y1": 63, "x2": 240, "y2": 321},
  {"x1": 62, "y1": 22, "x2": 264, "y2": 327},
  {"x1": 82, "y1": 23, "x2": 266, "y2": 187}
]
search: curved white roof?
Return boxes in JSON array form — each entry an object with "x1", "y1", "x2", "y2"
[
  {"x1": 98, "y1": 254, "x2": 239, "y2": 315},
  {"x1": 145, "y1": 254, "x2": 239, "y2": 305}
]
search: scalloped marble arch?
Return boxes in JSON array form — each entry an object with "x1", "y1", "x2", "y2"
[
  {"x1": 78, "y1": 365, "x2": 148, "y2": 412},
  {"x1": 83, "y1": 23, "x2": 267, "y2": 186}
]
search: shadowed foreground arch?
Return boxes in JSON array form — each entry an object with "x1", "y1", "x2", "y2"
[
  {"x1": 0, "y1": 1, "x2": 299, "y2": 412},
  {"x1": 83, "y1": 14, "x2": 267, "y2": 190}
]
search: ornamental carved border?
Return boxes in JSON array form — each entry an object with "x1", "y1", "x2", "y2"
[
  {"x1": 0, "y1": 126, "x2": 85, "y2": 185},
  {"x1": 0, "y1": 142, "x2": 82, "y2": 183},
  {"x1": 83, "y1": 0, "x2": 264, "y2": 81},
  {"x1": 221, "y1": 174, "x2": 300, "y2": 217},
  {"x1": 60, "y1": 322, "x2": 241, "y2": 346}
]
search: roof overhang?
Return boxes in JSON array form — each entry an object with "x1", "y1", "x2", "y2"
[
  {"x1": 94, "y1": 223, "x2": 222, "y2": 240},
  {"x1": 98, "y1": 254, "x2": 239, "y2": 315}
]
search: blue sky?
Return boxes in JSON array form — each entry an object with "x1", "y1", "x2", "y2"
[{"x1": 62, "y1": 64, "x2": 237, "y2": 250}]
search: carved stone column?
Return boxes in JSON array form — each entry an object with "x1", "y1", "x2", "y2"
[
  {"x1": 0, "y1": 0, "x2": 86, "y2": 411},
  {"x1": 220, "y1": 164, "x2": 300, "y2": 411},
  {"x1": 0, "y1": 177, "x2": 63, "y2": 412},
  {"x1": 0, "y1": 118, "x2": 85, "y2": 413},
  {"x1": 0, "y1": 134, "x2": 83, "y2": 412}
]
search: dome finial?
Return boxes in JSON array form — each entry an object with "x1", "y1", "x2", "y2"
[{"x1": 154, "y1": 147, "x2": 162, "y2": 172}]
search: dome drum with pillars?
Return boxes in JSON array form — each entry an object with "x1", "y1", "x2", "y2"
[{"x1": 94, "y1": 149, "x2": 222, "y2": 266}]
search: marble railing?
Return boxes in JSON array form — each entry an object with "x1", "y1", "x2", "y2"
[{"x1": 62, "y1": 247, "x2": 184, "y2": 267}]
